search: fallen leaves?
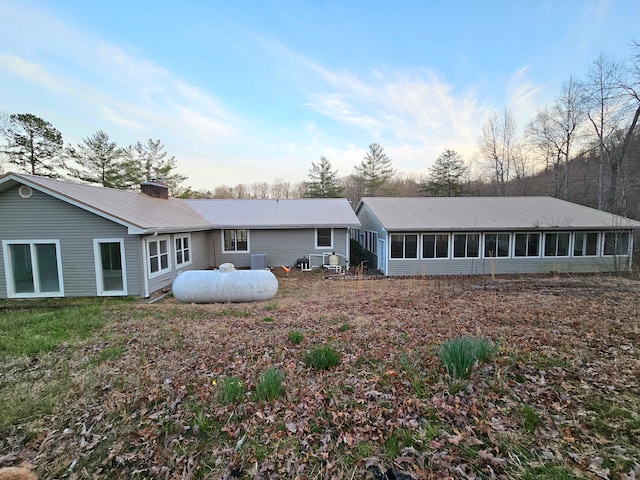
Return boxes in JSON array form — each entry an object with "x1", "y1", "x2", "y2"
[{"x1": 2, "y1": 274, "x2": 640, "y2": 479}]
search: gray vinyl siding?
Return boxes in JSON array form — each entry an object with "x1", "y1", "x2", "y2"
[
  {"x1": 355, "y1": 203, "x2": 386, "y2": 270},
  {"x1": 0, "y1": 186, "x2": 143, "y2": 297},
  {"x1": 210, "y1": 228, "x2": 350, "y2": 268},
  {"x1": 385, "y1": 256, "x2": 629, "y2": 276}
]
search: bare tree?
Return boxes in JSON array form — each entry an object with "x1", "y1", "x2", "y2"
[
  {"x1": 584, "y1": 52, "x2": 626, "y2": 209},
  {"x1": 250, "y1": 182, "x2": 270, "y2": 199},
  {"x1": 477, "y1": 108, "x2": 519, "y2": 195}
]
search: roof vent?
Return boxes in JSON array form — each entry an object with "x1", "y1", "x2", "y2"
[{"x1": 140, "y1": 180, "x2": 169, "y2": 199}]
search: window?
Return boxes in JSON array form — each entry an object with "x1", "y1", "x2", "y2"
[
  {"x1": 574, "y1": 232, "x2": 598, "y2": 256},
  {"x1": 390, "y1": 234, "x2": 418, "y2": 259},
  {"x1": 514, "y1": 233, "x2": 540, "y2": 257},
  {"x1": 364, "y1": 231, "x2": 378, "y2": 254},
  {"x1": 147, "y1": 236, "x2": 171, "y2": 276},
  {"x1": 175, "y1": 234, "x2": 192, "y2": 266},
  {"x1": 484, "y1": 233, "x2": 510, "y2": 257},
  {"x1": 93, "y1": 239, "x2": 127, "y2": 296},
  {"x1": 2, "y1": 240, "x2": 64, "y2": 298},
  {"x1": 422, "y1": 234, "x2": 449, "y2": 258},
  {"x1": 543, "y1": 233, "x2": 570, "y2": 257},
  {"x1": 316, "y1": 228, "x2": 333, "y2": 248},
  {"x1": 604, "y1": 231, "x2": 630, "y2": 256},
  {"x1": 223, "y1": 229, "x2": 248, "y2": 252},
  {"x1": 453, "y1": 234, "x2": 480, "y2": 258}
]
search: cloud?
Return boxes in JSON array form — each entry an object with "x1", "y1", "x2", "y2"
[{"x1": 0, "y1": 54, "x2": 73, "y2": 94}]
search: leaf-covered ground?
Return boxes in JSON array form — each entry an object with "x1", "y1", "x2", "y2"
[{"x1": 2, "y1": 272, "x2": 640, "y2": 479}]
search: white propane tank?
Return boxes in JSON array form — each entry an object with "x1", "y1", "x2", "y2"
[
  {"x1": 172, "y1": 264, "x2": 278, "y2": 303},
  {"x1": 328, "y1": 253, "x2": 339, "y2": 266}
]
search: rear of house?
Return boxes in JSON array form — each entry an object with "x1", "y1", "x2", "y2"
[
  {"x1": 0, "y1": 173, "x2": 360, "y2": 299},
  {"x1": 355, "y1": 197, "x2": 640, "y2": 276}
]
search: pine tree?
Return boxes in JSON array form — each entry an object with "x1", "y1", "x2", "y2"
[
  {"x1": 421, "y1": 149, "x2": 467, "y2": 197},
  {"x1": 66, "y1": 130, "x2": 127, "y2": 188},
  {"x1": 123, "y1": 139, "x2": 187, "y2": 193},
  {"x1": 304, "y1": 156, "x2": 344, "y2": 198},
  {"x1": 1, "y1": 113, "x2": 64, "y2": 177},
  {"x1": 354, "y1": 143, "x2": 395, "y2": 196}
]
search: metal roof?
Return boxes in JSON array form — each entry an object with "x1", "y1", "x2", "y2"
[
  {"x1": 0, "y1": 172, "x2": 211, "y2": 233},
  {"x1": 0, "y1": 172, "x2": 361, "y2": 232},
  {"x1": 358, "y1": 196, "x2": 640, "y2": 231},
  {"x1": 186, "y1": 198, "x2": 360, "y2": 228}
]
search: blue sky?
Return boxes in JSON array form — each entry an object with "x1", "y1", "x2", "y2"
[{"x1": 0, "y1": 0, "x2": 638, "y2": 190}]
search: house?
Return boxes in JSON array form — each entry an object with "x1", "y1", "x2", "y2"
[
  {"x1": 0, "y1": 172, "x2": 360, "y2": 299},
  {"x1": 354, "y1": 196, "x2": 640, "y2": 276}
]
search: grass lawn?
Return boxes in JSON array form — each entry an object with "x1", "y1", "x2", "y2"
[{"x1": 1, "y1": 273, "x2": 639, "y2": 479}]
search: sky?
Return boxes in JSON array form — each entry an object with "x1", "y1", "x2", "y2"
[{"x1": 0, "y1": 0, "x2": 638, "y2": 191}]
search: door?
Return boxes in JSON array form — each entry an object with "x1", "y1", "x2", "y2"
[{"x1": 94, "y1": 239, "x2": 127, "y2": 296}]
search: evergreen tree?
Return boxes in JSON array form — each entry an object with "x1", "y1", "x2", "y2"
[
  {"x1": 354, "y1": 143, "x2": 395, "y2": 196},
  {"x1": 1, "y1": 113, "x2": 64, "y2": 177},
  {"x1": 123, "y1": 139, "x2": 187, "y2": 193},
  {"x1": 66, "y1": 130, "x2": 127, "y2": 188},
  {"x1": 421, "y1": 149, "x2": 468, "y2": 197},
  {"x1": 304, "y1": 156, "x2": 344, "y2": 198}
]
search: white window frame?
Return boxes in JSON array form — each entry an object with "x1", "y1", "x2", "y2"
[
  {"x1": 2, "y1": 239, "x2": 64, "y2": 298},
  {"x1": 390, "y1": 233, "x2": 418, "y2": 259},
  {"x1": 514, "y1": 232, "x2": 541, "y2": 257},
  {"x1": 93, "y1": 238, "x2": 128, "y2": 296},
  {"x1": 453, "y1": 233, "x2": 480, "y2": 258},
  {"x1": 147, "y1": 235, "x2": 172, "y2": 278},
  {"x1": 422, "y1": 233, "x2": 450, "y2": 259},
  {"x1": 603, "y1": 231, "x2": 631, "y2": 256},
  {"x1": 573, "y1": 232, "x2": 599, "y2": 257},
  {"x1": 222, "y1": 229, "x2": 249, "y2": 253},
  {"x1": 543, "y1": 232, "x2": 571, "y2": 257},
  {"x1": 483, "y1": 233, "x2": 511, "y2": 258},
  {"x1": 315, "y1": 228, "x2": 334, "y2": 249},
  {"x1": 174, "y1": 233, "x2": 192, "y2": 267}
]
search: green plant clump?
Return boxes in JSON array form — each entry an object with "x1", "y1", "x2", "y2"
[
  {"x1": 304, "y1": 344, "x2": 341, "y2": 370},
  {"x1": 255, "y1": 368, "x2": 284, "y2": 401},
  {"x1": 288, "y1": 330, "x2": 304, "y2": 345},
  {"x1": 217, "y1": 377, "x2": 245, "y2": 404},
  {"x1": 436, "y1": 336, "x2": 497, "y2": 380}
]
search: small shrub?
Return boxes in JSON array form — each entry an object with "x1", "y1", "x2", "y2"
[
  {"x1": 340, "y1": 322, "x2": 351, "y2": 332},
  {"x1": 304, "y1": 345, "x2": 341, "y2": 370},
  {"x1": 255, "y1": 368, "x2": 284, "y2": 401},
  {"x1": 436, "y1": 337, "x2": 477, "y2": 380},
  {"x1": 217, "y1": 377, "x2": 245, "y2": 404},
  {"x1": 288, "y1": 330, "x2": 304, "y2": 345},
  {"x1": 436, "y1": 336, "x2": 498, "y2": 381},
  {"x1": 262, "y1": 316, "x2": 275, "y2": 323}
]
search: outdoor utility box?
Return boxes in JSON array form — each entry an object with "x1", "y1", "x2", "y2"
[{"x1": 251, "y1": 253, "x2": 267, "y2": 270}]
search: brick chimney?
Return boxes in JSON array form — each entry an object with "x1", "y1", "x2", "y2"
[{"x1": 140, "y1": 180, "x2": 169, "y2": 199}]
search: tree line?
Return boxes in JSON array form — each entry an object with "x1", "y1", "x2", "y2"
[
  {"x1": 0, "y1": 113, "x2": 186, "y2": 194},
  {"x1": 1, "y1": 42, "x2": 638, "y2": 219}
]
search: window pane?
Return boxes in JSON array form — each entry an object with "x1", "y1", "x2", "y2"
[
  {"x1": 528, "y1": 234, "x2": 540, "y2": 256},
  {"x1": 159, "y1": 240, "x2": 167, "y2": 254},
  {"x1": 236, "y1": 230, "x2": 248, "y2": 250},
  {"x1": 585, "y1": 233, "x2": 598, "y2": 255},
  {"x1": 435, "y1": 234, "x2": 448, "y2": 258},
  {"x1": 177, "y1": 251, "x2": 183, "y2": 264},
  {"x1": 10, "y1": 244, "x2": 34, "y2": 293},
  {"x1": 99, "y1": 242, "x2": 123, "y2": 291},
  {"x1": 453, "y1": 235, "x2": 465, "y2": 257},
  {"x1": 317, "y1": 228, "x2": 331, "y2": 247},
  {"x1": 467, "y1": 234, "x2": 479, "y2": 257},
  {"x1": 557, "y1": 233, "x2": 569, "y2": 256},
  {"x1": 484, "y1": 234, "x2": 497, "y2": 257},
  {"x1": 405, "y1": 235, "x2": 418, "y2": 258},
  {"x1": 35, "y1": 243, "x2": 60, "y2": 292},
  {"x1": 515, "y1": 234, "x2": 527, "y2": 257},
  {"x1": 184, "y1": 250, "x2": 190, "y2": 262},
  {"x1": 545, "y1": 234, "x2": 556, "y2": 256},
  {"x1": 176, "y1": 238, "x2": 182, "y2": 250},
  {"x1": 423, "y1": 235, "x2": 435, "y2": 258},
  {"x1": 160, "y1": 253, "x2": 168, "y2": 269},
  {"x1": 224, "y1": 230, "x2": 235, "y2": 251},
  {"x1": 497, "y1": 234, "x2": 509, "y2": 257},
  {"x1": 391, "y1": 235, "x2": 404, "y2": 258},
  {"x1": 149, "y1": 241, "x2": 158, "y2": 256}
]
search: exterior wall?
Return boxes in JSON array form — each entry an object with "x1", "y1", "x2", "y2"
[
  {"x1": 385, "y1": 255, "x2": 629, "y2": 276},
  {"x1": 144, "y1": 230, "x2": 211, "y2": 296},
  {"x1": 354, "y1": 203, "x2": 386, "y2": 269},
  {"x1": 0, "y1": 186, "x2": 143, "y2": 297},
  {"x1": 210, "y1": 228, "x2": 350, "y2": 269},
  {"x1": 382, "y1": 230, "x2": 633, "y2": 277}
]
